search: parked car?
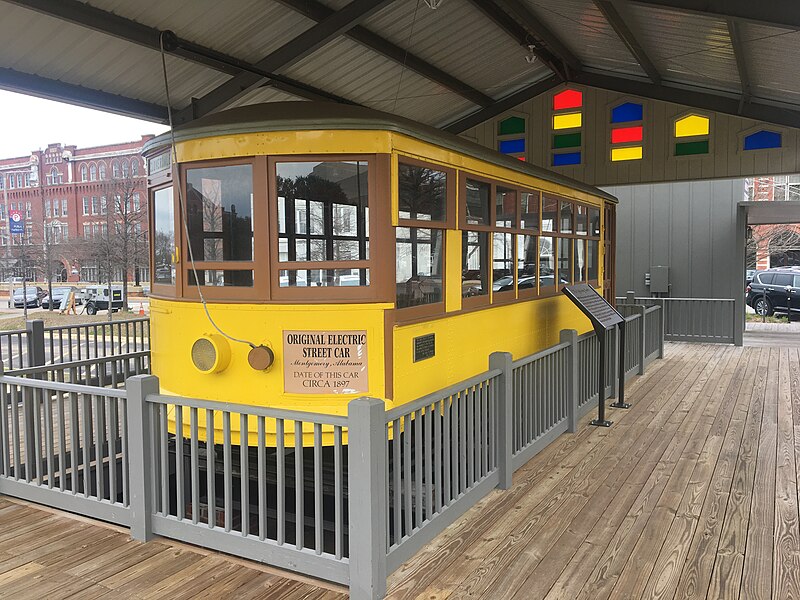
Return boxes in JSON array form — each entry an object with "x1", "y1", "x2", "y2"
[
  {"x1": 8, "y1": 287, "x2": 46, "y2": 308},
  {"x1": 83, "y1": 286, "x2": 124, "y2": 315},
  {"x1": 745, "y1": 267, "x2": 800, "y2": 317},
  {"x1": 745, "y1": 269, "x2": 757, "y2": 287},
  {"x1": 41, "y1": 286, "x2": 81, "y2": 309}
]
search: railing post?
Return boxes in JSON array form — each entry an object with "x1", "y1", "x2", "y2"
[
  {"x1": 608, "y1": 326, "x2": 619, "y2": 399},
  {"x1": 25, "y1": 319, "x2": 45, "y2": 368},
  {"x1": 626, "y1": 290, "x2": 636, "y2": 304},
  {"x1": 559, "y1": 330, "x2": 579, "y2": 433},
  {"x1": 126, "y1": 374, "x2": 159, "y2": 542},
  {"x1": 489, "y1": 352, "x2": 513, "y2": 490},
  {"x1": 348, "y1": 397, "x2": 387, "y2": 600},
  {"x1": 658, "y1": 304, "x2": 665, "y2": 359},
  {"x1": 634, "y1": 306, "x2": 646, "y2": 375}
]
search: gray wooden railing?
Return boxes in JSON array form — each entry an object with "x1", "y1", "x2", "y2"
[
  {"x1": 617, "y1": 293, "x2": 733, "y2": 344},
  {"x1": 0, "y1": 313, "x2": 664, "y2": 600}
]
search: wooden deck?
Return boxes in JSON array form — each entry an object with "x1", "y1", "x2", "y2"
[
  {"x1": 388, "y1": 342, "x2": 800, "y2": 599},
  {"x1": 0, "y1": 499, "x2": 347, "y2": 599},
  {"x1": 0, "y1": 342, "x2": 797, "y2": 599}
]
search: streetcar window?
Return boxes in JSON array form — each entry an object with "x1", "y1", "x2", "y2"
[
  {"x1": 188, "y1": 270, "x2": 254, "y2": 287},
  {"x1": 574, "y1": 239, "x2": 586, "y2": 282},
  {"x1": 588, "y1": 240, "x2": 599, "y2": 281},
  {"x1": 462, "y1": 231, "x2": 489, "y2": 298},
  {"x1": 492, "y1": 233, "x2": 514, "y2": 291},
  {"x1": 465, "y1": 179, "x2": 490, "y2": 226},
  {"x1": 517, "y1": 235, "x2": 538, "y2": 293},
  {"x1": 152, "y1": 186, "x2": 175, "y2": 286},
  {"x1": 277, "y1": 161, "x2": 369, "y2": 263},
  {"x1": 558, "y1": 238, "x2": 573, "y2": 284},
  {"x1": 280, "y1": 268, "x2": 369, "y2": 287},
  {"x1": 575, "y1": 204, "x2": 588, "y2": 236},
  {"x1": 521, "y1": 192, "x2": 539, "y2": 232},
  {"x1": 186, "y1": 164, "x2": 253, "y2": 261},
  {"x1": 398, "y1": 163, "x2": 447, "y2": 222},
  {"x1": 539, "y1": 237, "x2": 555, "y2": 291},
  {"x1": 396, "y1": 228, "x2": 444, "y2": 308},
  {"x1": 542, "y1": 196, "x2": 558, "y2": 232},
  {"x1": 560, "y1": 201, "x2": 573, "y2": 234},
  {"x1": 495, "y1": 187, "x2": 517, "y2": 228},
  {"x1": 589, "y1": 207, "x2": 601, "y2": 236}
]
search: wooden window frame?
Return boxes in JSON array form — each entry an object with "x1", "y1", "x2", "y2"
[
  {"x1": 149, "y1": 180, "x2": 181, "y2": 300},
  {"x1": 179, "y1": 157, "x2": 267, "y2": 302},
  {"x1": 268, "y1": 154, "x2": 393, "y2": 303},
  {"x1": 393, "y1": 158, "x2": 454, "y2": 322}
]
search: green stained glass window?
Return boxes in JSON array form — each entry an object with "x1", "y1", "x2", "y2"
[
  {"x1": 675, "y1": 140, "x2": 709, "y2": 156},
  {"x1": 498, "y1": 116, "x2": 526, "y2": 136},
  {"x1": 553, "y1": 132, "x2": 581, "y2": 149}
]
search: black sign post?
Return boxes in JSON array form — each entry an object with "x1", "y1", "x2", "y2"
[{"x1": 562, "y1": 284, "x2": 628, "y2": 427}]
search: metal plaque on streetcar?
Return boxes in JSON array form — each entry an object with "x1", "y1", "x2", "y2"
[{"x1": 283, "y1": 330, "x2": 368, "y2": 394}]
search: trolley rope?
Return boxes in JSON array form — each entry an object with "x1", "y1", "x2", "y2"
[{"x1": 158, "y1": 32, "x2": 256, "y2": 349}]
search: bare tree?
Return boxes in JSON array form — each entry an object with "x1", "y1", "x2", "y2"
[{"x1": 747, "y1": 225, "x2": 800, "y2": 269}]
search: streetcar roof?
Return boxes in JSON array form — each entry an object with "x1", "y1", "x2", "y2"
[{"x1": 144, "y1": 102, "x2": 617, "y2": 204}]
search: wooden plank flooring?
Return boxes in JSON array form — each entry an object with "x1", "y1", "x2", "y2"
[
  {"x1": 388, "y1": 342, "x2": 800, "y2": 599},
  {"x1": 0, "y1": 499, "x2": 347, "y2": 599},
  {"x1": 0, "y1": 342, "x2": 797, "y2": 599}
]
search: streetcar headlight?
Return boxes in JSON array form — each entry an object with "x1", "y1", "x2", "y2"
[{"x1": 190, "y1": 334, "x2": 231, "y2": 374}]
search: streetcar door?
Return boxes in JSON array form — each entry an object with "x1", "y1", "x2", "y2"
[{"x1": 603, "y1": 203, "x2": 616, "y2": 305}]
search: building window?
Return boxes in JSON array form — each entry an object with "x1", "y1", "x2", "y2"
[
  {"x1": 82, "y1": 197, "x2": 89, "y2": 216},
  {"x1": 133, "y1": 192, "x2": 141, "y2": 212},
  {"x1": 23, "y1": 173, "x2": 30, "y2": 187},
  {"x1": 131, "y1": 160, "x2": 139, "y2": 176},
  {"x1": 25, "y1": 202, "x2": 31, "y2": 219},
  {"x1": 100, "y1": 196, "x2": 107, "y2": 215},
  {"x1": 98, "y1": 162, "x2": 106, "y2": 179},
  {"x1": 8, "y1": 175, "x2": 14, "y2": 189},
  {"x1": 62, "y1": 198, "x2": 68, "y2": 217},
  {"x1": 122, "y1": 160, "x2": 130, "y2": 178},
  {"x1": 91, "y1": 197, "x2": 98, "y2": 215},
  {"x1": 743, "y1": 130, "x2": 782, "y2": 151},
  {"x1": 81, "y1": 165, "x2": 88, "y2": 181},
  {"x1": 45, "y1": 200, "x2": 50, "y2": 218},
  {"x1": 89, "y1": 164, "x2": 97, "y2": 181},
  {"x1": 83, "y1": 223, "x2": 90, "y2": 238},
  {"x1": 112, "y1": 161, "x2": 120, "y2": 178},
  {"x1": 497, "y1": 115, "x2": 527, "y2": 161}
]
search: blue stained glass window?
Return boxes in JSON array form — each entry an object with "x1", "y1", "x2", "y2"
[
  {"x1": 611, "y1": 102, "x2": 643, "y2": 124},
  {"x1": 552, "y1": 152, "x2": 581, "y2": 167},
  {"x1": 743, "y1": 130, "x2": 782, "y2": 151},
  {"x1": 498, "y1": 138, "x2": 525, "y2": 154}
]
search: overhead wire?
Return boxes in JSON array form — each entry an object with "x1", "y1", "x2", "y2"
[{"x1": 158, "y1": 32, "x2": 256, "y2": 349}]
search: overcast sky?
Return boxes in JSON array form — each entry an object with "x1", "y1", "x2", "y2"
[{"x1": 0, "y1": 90, "x2": 168, "y2": 159}]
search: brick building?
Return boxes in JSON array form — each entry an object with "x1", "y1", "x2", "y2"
[
  {"x1": 0, "y1": 137, "x2": 151, "y2": 283},
  {"x1": 746, "y1": 176, "x2": 800, "y2": 269}
]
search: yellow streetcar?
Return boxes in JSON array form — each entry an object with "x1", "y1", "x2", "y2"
[{"x1": 143, "y1": 102, "x2": 617, "y2": 444}]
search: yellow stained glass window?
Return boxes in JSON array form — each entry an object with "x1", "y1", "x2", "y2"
[
  {"x1": 611, "y1": 146, "x2": 643, "y2": 162},
  {"x1": 675, "y1": 115, "x2": 709, "y2": 138},
  {"x1": 553, "y1": 112, "x2": 582, "y2": 130}
]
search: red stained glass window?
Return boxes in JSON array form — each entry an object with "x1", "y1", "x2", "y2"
[
  {"x1": 553, "y1": 89, "x2": 583, "y2": 111},
  {"x1": 611, "y1": 125, "x2": 643, "y2": 144}
]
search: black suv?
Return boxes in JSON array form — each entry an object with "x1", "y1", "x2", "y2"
[{"x1": 746, "y1": 267, "x2": 800, "y2": 317}]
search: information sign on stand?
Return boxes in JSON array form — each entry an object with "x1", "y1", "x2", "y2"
[{"x1": 562, "y1": 284, "x2": 629, "y2": 428}]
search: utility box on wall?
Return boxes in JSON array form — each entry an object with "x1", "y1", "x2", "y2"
[{"x1": 649, "y1": 265, "x2": 670, "y2": 294}]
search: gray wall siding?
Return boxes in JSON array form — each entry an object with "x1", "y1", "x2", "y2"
[
  {"x1": 463, "y1": 85, "x2": 800, "y2": 186},
  {"x1": 606, "y1": 179, "x2": 742, "y2": 299}
]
